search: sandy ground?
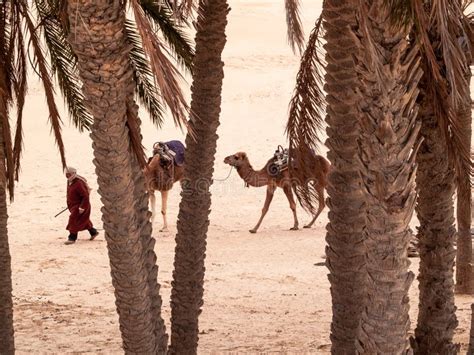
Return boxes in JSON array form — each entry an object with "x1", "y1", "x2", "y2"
[{"x1": 8, "y1": 0, "x2": 473, "y2": 353}]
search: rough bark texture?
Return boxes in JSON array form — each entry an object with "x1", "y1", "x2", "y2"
[
  {"x1": 455, "y1": 67, "x2": 473, "y2": 295},
  {"x1": 169, "y1": 0, "x2": 229, "y2": 353},
  {"x1": 322, "y1": 0, "x2": 366, "y2": 353},
  {"x1": 0, "y1": 79, "x2": 14, "y2": 354},
  {"x1": 412, "y1": 59, "x2": 459, "y2": 355},
  {"x1": 353, "y1": 2, "x2": 421, "y2": 353},
  {"x1": 67, "y1": 1, "x2": 167, "y2": 353}
]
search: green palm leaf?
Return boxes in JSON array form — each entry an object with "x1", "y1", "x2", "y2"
[
  {"x1": 34, "y1": 0, "x2": 92, "y2": 132},
  {"x1": 125, "y1": 19, "x2": 166, "y2": 127},
  {"x1": 139, "y1": 0, "x2": 194, "y2": 72}
]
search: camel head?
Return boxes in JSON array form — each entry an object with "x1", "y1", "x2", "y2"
[
  {"x1": 224, "y1": 152, "x2": 248, "y2": 168},
  {"x1": 144, "y1": 154, "x2": 174, "y2": 191}
]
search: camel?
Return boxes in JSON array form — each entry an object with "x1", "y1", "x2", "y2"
[
  {"x1": 144, "y1": 141, "x2": 185, "y2": 232},
  {"x1": 224, "y1": 150, "x2": 330, "y2": 233}
]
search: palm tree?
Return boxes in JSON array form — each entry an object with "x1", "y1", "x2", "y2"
[
  {"x1": 319, "y1": 0, "x2": 367, "y2": 352},
  {"x1": 289, "y1": 0, "x2": 471, "y2": 352},
  {"x1": 0, "y1": 1, "x2": 73, "y2": 351},
  {"x1": 287, "y1": 1, "x2": 368, "y2": 352},
  {"x1": 166, "y1": 1, "x2": 306, "y2": 352},
  {"x1": 352, "y1": 1, "x2": 422, "y2": 352},
  {"x1": 168, "y1": 0, "x2": 229, "y2": 352},
  {"x1": 455, "y1": 4, "x2": 473, "y2": 295},
  {"x1": 65, "y1": 0, "x2": 192, "y2": 352},
  {"x1": 408, "y1": 1, "x2": 471, "y2": 352}
]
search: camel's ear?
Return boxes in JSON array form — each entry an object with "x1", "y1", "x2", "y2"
[{"x1": 241, "y1": 153, "x2": 247, "y2": 159}]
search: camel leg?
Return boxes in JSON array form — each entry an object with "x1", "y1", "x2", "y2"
[
  {"x1": 149, "y1": 191, "x2": 156, "y2": 224},
  {"x1": 160, "y1": 190, "x2": 169, "y2": 232},
  {"x1": 250, "y1": 184, "x2": 276, "y2": 234},
  {"x1": 283, "y1": 185, "x2": 299, "y2": 231},
  {"x1": 304, "y1": 185, "x2": 325, "y2": 228}
]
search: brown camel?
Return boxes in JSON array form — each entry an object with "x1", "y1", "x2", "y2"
[
  {"x1": 144, "y1": 149, "x2": 184, "y2": 232},
  {"x1": 224, "y1": 151, "x2": 330, "y2": 233}
]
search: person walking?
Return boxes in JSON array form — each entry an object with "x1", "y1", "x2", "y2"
[{"x1": 64, "y1": 167, "x2": 98, "y2": 245}]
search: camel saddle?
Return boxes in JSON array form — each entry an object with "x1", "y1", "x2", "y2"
[
  {"x1": 267, "y1": 145, "x2": 290, "y2": 177},
  {"x1": 153, "y1": 140, "x2": 185, "y2": 167}
]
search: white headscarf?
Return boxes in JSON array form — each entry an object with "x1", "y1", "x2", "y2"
[{"x1": 65, "y1": 166, "x2": 91, "y2": 191}]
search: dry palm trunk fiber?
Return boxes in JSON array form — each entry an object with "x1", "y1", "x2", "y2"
[
  {"x1": 169, "y1": 0, "x2": 229, "y2": 353},
  {"x1": 412, "y1": 45, "x2": 459, "y2": 355},
  {"x1": 353, "y1": 1, "x2": 422, "y2": 353},
  {"x1": 455, "y1": 63, "x2": 473, "y2": 295},
  {"x1": 67, "y1": 0, "x2": 167, "y2": 353},
  {"x1": 322, "y1": 0, "x2": 367, "y2": 352}
]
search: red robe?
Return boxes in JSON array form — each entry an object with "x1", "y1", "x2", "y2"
[{"x1": 66, "y1": 178, "x2": 93, "y2": 233}]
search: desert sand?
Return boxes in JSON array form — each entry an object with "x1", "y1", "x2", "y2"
[{"x1": 8, "y1": 0, "x2": 472, "y2": 353}]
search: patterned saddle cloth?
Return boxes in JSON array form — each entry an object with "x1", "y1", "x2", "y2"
[{"x1": 267, "y1": 145, "x2": 289, "y2": 177}]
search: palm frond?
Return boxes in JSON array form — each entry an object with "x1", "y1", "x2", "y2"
[
  {"x1": 18, "y1": 1, "x2": 67, "y2": 169},
  {"x1": 126, "y1": 102, "x2": 148, "y2": 169},
  {"x1": 34, "y1": 0, "x2": 92, "y2": 132},
  {"x1": 139, "y1": 0, "x2": 194, "y2": 72},
  {"x1": 131, "y1": 0, "x2": 189, "y2": 128},
  {"x1": 165, "y1": 0, "x2": 196, "y2": 21},
  {"x1": 0, "y1": 92, "x2": 15, "y2": 201},
  {"x1": 285, "y1": 0, "x2": 305, "y2": 54},
  {"x1": 1, "y1": 1, "x2": 18, "y2": 200},
  {"x1": 286, "y1": 16, "x2": 326, "y2": 213},
  {"x1": 425, "y1": 0, "x2": 472, "y2": 182},
  {"x1": 461, "y1": 0, "x2": 473, "y2": 12},
  {"x1": 12, "y1": 18, "x2": 27, "y2": 182},
  {"x1": 125, "y1": 19, "x2": 165, "y2": 127},
  {"x1": 386, "y1": 0, "x2": 473, "y2": 183}
]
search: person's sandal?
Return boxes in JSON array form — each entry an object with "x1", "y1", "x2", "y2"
[
  {"x1": 64, "y1": 240, "x2": 76, "y2": 245},
  {"x1": 90, "y1": 231, "x2": 99, "y2": 241}
]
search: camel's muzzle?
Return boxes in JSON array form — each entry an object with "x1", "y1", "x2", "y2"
[{"x1": 224, "y1": 156, "x2": 234, "y2": 165}]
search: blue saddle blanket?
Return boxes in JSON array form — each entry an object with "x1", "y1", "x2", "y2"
[{"x1": 164, "y1": 140, "x2": 185, "y2": 166}]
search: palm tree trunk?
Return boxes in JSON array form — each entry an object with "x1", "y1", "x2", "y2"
[
  {"x1": 353, "y1": 2, "x2": 421, "y2": 353},
  {"x1": 0, "y1": 81, "x2": 14, "y2": 354},
  {"x1": 322, "y1": 0, "x2": 367, "y2": 353},
  {"x1": 66, "y1": 1, "x2": 167, "y2": 353},
  {"x1": 169, "y1": 0, "x2": 229, "y2": 353},
  {"x1": 455, "y1": 68, "x2": 473, "y2": 295},
  {"x1": 128, "y1": 102, "x2": 168, "y2": 352},
  {"x1": 412, "y1": 66, "x2": 459, "y2": 355}
]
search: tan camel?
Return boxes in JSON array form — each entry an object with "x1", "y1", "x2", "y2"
[
  {"x1": 144, "y1": 150, "x2": 184, "y2": 232},
  {"x1": 224, "y1": 151, "x2": 330, "y2": 233}
]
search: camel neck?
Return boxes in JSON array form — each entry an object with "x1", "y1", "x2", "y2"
[{"x1": 236, "y1": 161, "x2": 269, "y2": 187}]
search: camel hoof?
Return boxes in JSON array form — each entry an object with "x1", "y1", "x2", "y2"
[
  {"x1": 290, "y1": 227, "x2": 299, "y2": 231},
  {"x1": 303, "y1": 225, "x2": 312, "y2": 229},
  {"x1": 249, "y1": 229, "x2": 257, "y2": 234}
]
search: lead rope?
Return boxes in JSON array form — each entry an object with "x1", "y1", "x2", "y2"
[{"x1": 214, "y1": 166, "x2": 234, "y2": 182}]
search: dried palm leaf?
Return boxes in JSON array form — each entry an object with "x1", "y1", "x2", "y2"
[
  {"x1": 285, "y1": 0, "x2": 305, "y2": 54},
  {"x1": 18, "y1": 1, "x2": 67, "y2": 169},
  {"x1": 126, "y1": 102, "x2": 148, "y2": 169},
  {"x1": 286, "y1": 16, "x2": 326, "y2": 213},
  {"x1": 125, "y1": 19, "x2": 165, "y2": 127},
  {"x1": 140, "y1": 0, "x2": 195, "y2": 71},
  {"x1": 386, "y1": 0, "x2": 473, "y2": 183},
  {"x1": 130, "y1": 0, "x2": 189, "y2": 128},
  {"x1": 35, "y1": 0, "x2": 92, "y2": 132},
  {"x1": 12, "y1": 21, "x2": 27, "y2": 182}
]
